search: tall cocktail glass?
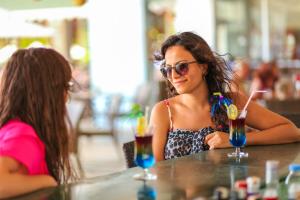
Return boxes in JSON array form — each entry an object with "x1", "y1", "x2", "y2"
[
  {"x1": 227, "y1": 116, "x2": 248, "y2": 158},
  {"x1": 133, "y1": 132, "x2": 157, "y2": 181}
]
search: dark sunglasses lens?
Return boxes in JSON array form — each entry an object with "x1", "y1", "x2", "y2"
[{"x1": 176, "y1": 63, "x2": 189, "y2": 75}]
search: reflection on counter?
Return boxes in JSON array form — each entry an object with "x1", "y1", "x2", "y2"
[{"x1": 137, "y1": 181, "x2": 156, "y2": 200}]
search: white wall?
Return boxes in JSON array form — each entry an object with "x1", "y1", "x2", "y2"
[
  {"x1": 87, "y1": 0, "x2": 146, "y2": 96},
  {"x1": 174, "y1": 0, "x2": 215, "y2": 48}
]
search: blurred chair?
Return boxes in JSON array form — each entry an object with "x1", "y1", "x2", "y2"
[
  {"x1": 122, "y1": 141, "x2": 136, "y2": 168},
  {"x1": 66, "y1": 98, "x2": 87, "y2": 177},
  {"x1": 133, "y1": 82, "x2": 159, "y2": 110},
  {"x1": 77, "y1": 93, "x2": 123, "y2": 152},
  {"x1": 67, "y1": 94, "x2": 123, "y2": 177},
  {"x1": 265, "y1": 99, "x2": 300, "y2": 128},
  {"x1": 265, "y1": 99, "x2": 300, "y2": 114}
]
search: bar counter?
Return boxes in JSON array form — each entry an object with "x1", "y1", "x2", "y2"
[{"x1": 12, "y1": 143, "x2": 300, "y2": 200}]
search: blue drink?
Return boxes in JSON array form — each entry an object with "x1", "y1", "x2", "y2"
[
  {"x1": 135, "y1": 135, "x2": 155, "y2": 168},
  {"x1": 230, "y1": 134, "x2": 246, "y2": 147},
  {"x1": 135, "y1": 153, "x2": 155, "y2": 169},
  {"x1": 134, "y1": 134, "x2": 157, "y2": 180},
  {"x1": 229, "y1": 118, "x2": 246, "y2": 147},
  {"x1": 228, "y1": 117, "x2": 248, "y2": 158}
]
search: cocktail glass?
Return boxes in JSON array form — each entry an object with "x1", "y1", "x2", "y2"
[
  {"x1": 133, "y1": 131, "x2": 157, "y2": 181},
  {"x1": 227, "y1": 115, "x2": 248, "y2": 158}
]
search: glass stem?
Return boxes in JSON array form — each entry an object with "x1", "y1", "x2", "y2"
[
  {"x1": 144, "y1": 168, "x2": 149, "y2": 177},
  {"x1": 235, "y1": 147, "x2": 241, "y2": 156}
]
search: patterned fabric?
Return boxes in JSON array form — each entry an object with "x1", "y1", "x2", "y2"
[
  {"x1": 164, "y1": 127, "x2": 215, "y2": 160},
  {"x1": 163, "y1": 99, "x2": 229, "y2": 160}
]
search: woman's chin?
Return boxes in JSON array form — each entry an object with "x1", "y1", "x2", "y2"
[{"x1": 175, "y1": 87, "x2": 187, "y2": 94}]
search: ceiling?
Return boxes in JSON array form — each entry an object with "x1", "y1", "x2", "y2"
[{"x1": 0, "y1": 0, "x2": 84, "y2": 10}]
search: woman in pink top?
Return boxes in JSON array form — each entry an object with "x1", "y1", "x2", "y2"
[{"x1": 0, "y1": 48, "x2": 75, "y2": 198}]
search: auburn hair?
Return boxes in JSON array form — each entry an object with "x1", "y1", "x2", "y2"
[
  {"x1": 0, "y1": 48, "x2": 74, "y2": 183},
  {"x1": 154, "y1": 32, "x2": 234, "y2": 130}
]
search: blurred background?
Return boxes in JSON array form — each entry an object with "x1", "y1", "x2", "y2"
[{"x1": 0, "y1": 0, "x2": 300, "y2": 178}]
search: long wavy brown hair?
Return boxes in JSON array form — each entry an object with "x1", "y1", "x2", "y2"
[
  {"x1": 0, "y1": 48, "x2": 74, "y2": 183},
  {"x1": 154, "y1": 31, "x2": 234, "y2": 130}
]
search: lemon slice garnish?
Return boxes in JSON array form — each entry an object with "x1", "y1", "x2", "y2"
[{"x1": 227, "y1": 104, "x2": 238, "y2": 120}]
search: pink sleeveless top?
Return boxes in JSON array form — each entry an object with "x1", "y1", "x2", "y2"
[{"x1": 0, "y1": 119, "x2": 49, "y2": 175}]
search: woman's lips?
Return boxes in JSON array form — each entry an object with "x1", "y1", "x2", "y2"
[{"x1": 173, "y1": 80, "x2": 187, "y2": 87}]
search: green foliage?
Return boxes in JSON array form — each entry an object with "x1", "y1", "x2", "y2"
[{"x1": 128, "y1": 103, "x2": 144, "y2": 119}]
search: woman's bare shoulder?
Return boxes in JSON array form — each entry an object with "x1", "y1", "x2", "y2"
[
  {"x1": 153, "y1": 96, "x2": 178, "y2": 109},
  {"x1": 151, "y1": 97, "x2": 180, "y2": 120},
  {"x1": 152, "y1": 100, "x2": 166, "y2": 112},
  {"x1": 150, "y1": 99, "x2": 171, "y2": 129},
  {"x1": 152, "y1": 99, "x2": 169, "y2": 116}
]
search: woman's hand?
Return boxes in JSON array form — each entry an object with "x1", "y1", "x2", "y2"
[{"x1": 205, "y1": 131, "x2": 231, "y2": 150}]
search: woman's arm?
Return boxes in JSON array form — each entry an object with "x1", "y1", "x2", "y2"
[
  {"x1": 205, "y1": 93, "x2": 300, "y2": 149},
  {"x1": 239, "y1": 94, "x2": 300, "y2": 144},
  {"x1": 150, "y1": 101, "x2": 170, "y2": 162},
  {"x1": 0, "y1": 156, "x2": 57, "y2": 199}
]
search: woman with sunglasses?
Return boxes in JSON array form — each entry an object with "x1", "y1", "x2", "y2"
[
  {"x1": 150, "y1": 31, "x2": 300, "y2": 161},
  {"x1": 0, "y1": 48, "x2": 75, "y2": 198}
]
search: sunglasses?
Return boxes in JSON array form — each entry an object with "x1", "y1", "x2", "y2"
[{"x1": 160, "y1": 61, "x2": 198, "y2": 78}]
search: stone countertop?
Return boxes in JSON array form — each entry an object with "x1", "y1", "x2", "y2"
[{"x1": 13, "y1": 143, "x2": 300, "y2": 200}]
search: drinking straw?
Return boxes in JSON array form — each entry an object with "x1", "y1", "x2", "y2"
[
  {"x1": 145, "y1": 106, "x2": 150, "y2": 129},
  {"x1": 136, "y1": 106, "x2": 150, "y2": 136},
  {"x1": 136, "y1": 116, "x2": 146, "y2": 136},
  {"x1": 239, "y1": 90, "x2": 267, "y2": 118}
]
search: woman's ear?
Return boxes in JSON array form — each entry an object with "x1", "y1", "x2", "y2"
[{"x1": 201, "y1": 63, "x2": 208, "y2": 76}]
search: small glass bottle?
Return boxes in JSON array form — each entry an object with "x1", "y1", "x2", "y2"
[
  {"x1": 285, "y1": 164, "x2": 300, "y2": 200},
  {"x1": 246, "y1": 176, "x2": 261, "y2": 198},
  {"x1": 294, "y1": 74, "x2": 300, "y2": 98},
  {"x1": 213, "y1": 187, "x2": 229, "y2": 200},
  {"x1": 263, "y1": 160, "x2": 279, "y2": 200},
  {"x1": 234, "y1": 180, "x2": 247, "y2": 200}
]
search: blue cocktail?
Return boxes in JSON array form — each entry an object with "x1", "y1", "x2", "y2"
[
  {"x1": 135, "y1": 135, "x2": 155, "y2": 168},
  {"x1": 228, "y1": 117, "x2": 248, "y2": 158},
  {"x1": 133, "y1": 134, "x2": 157, "y2": 180},
  {"x1": 229, "y1": 118, "x2": 246, "y2": 147}
]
